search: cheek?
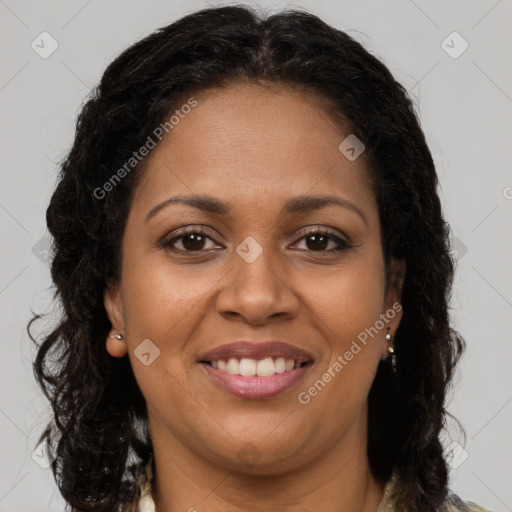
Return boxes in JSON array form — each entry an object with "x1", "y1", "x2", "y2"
[
  {"x1": 117, "y1": 250, "x2": 219, "y2": 403},
  {"x1": 330, "y1": 267, "x2": 385, "y2": 351},
  {"x1": 303, "y1": 251, "x2": 386, "y2": 350},
  {"x1": 296, "y1": 252, "x2": 386, "y2": 413},
  {"x1": 120, "y1": 251, "x2": 217, "y2": 343},
  {"x1": 118, "y1": 252, "x2": 213, "y2": 423}
]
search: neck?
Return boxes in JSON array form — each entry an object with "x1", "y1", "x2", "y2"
[{"x1": 149, "y1": 413, "x2": 385, "y2": 512}]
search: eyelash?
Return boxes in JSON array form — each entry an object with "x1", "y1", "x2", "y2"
[{"x1": 160, "y1": 227, "x2": 352, "y2": 254}]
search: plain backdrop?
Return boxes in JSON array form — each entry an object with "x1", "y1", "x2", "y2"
[{"x1": 1, "y1": 0, "x2": 511, "y2": 510}]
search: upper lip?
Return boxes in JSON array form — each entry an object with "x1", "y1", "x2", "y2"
[{"x1": 198, "y1": 341, "x2": 314, "y2": 364}]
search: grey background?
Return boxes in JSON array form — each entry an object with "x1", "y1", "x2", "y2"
[{"x1": 1, "y1": 0, "x2": 511, "y2": 510}]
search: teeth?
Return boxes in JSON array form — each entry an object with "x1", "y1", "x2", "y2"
[
  {"x1": 226, "y1": 358, "x2": 239, "y2": 375},
  {"x1": 275, "y1": 357, "x2": 286, "y2": 373},
  {"x1": 209, "y1": 356, "x2": 304, "y2": 377},
  {"x1": 256, "y1": 357, "x2": 275, "y2": 377},
  {"x1": 239, "y1": 358, "x2": 257, "y2": 376}
]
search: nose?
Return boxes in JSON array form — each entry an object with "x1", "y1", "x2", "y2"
[{"x1": 216, "y1": 243, "x2": 299, "y2": 326}]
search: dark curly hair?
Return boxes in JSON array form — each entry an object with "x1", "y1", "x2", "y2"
[{"x1": 28, "y1": 4, "x2": 465, "y2": 511}]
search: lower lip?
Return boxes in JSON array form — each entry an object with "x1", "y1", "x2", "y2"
[{"x1": 201, "y1": 363, "x2": 311, "y2": 399}]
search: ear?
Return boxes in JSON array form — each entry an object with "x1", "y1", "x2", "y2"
[
  {"x1": 385, "y1": 259, "x2": 406, "y2": 311},
  {"x1": 104, "y1": 282, "x2": 124, "y2": 331},
  {"x1": 381, "y1": 259, "x2": 406, "y2": 357}
]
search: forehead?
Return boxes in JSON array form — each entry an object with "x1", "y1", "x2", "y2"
[{"x1": 131, "y1": 82, "x2": 375, "y2": 217}]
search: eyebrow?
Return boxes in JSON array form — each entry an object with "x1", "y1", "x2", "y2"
[{"x1": 144, "y1": 193, "x2": 368, "y2": 225}]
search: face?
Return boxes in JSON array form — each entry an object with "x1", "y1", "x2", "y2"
[{"x1": 105, "y1": 82, "x2": 404, "y2": 475}]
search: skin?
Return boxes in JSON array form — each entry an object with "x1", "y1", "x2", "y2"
[{"x1": 104, "y1": 81, "x2": 405, "y2": 512}]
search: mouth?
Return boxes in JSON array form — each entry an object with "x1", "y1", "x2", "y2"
[{"x1": 198, "y1": 341, "x2": 314, "y2": 399}]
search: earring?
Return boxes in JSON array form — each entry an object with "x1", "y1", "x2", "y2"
[
  {"x1": 385, "y1": 327, "x2": 397, "y2": 373},
  {"x1": 106, "y1": 331, "x2": 127, "y2": 357}
]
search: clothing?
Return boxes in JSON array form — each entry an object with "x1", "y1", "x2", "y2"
[
  {"x1": 376, "y1": 472, "x2": 491, "y2": 512},
  {"x1": 133, "y1": 462, "x2": 492, "y2": 512}
]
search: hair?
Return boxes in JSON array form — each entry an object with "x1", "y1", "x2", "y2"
[{"x1": 28, "y1": 4, "x2": 465, "y2": 511}]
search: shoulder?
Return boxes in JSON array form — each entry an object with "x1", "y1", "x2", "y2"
[
  {"x1": 379, "y1": 473, "x2": 493, "y2": 512},
  {"x1": 440, "y1": 491, "x2": 493, "y2": 512}
]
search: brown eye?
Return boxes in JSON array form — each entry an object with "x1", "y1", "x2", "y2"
[
  {"x1": 304, "y1": 233, "x2": 329, "y2": 251},
  {"x1": 295, "y1": 229, "x2": 351, "y2": 252},
  {"x1": 179, "y1": 233, "x2": 208, "y2": 251},
  {"x1": 161, "y1": 229, "x2": 219, "y2": 252}
]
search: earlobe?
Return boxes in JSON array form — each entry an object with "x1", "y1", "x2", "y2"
[
  {"x1": 382, "y1": 259, "x2": 406, "y2": 359},
  {"x1": 104, "y1": 284, "x2": 127, "y2": 358}
]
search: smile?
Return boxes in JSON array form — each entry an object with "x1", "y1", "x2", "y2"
[
  {"x1": 198, "y1": 341, "x2": 314, "y2": 399},
  {"x1": 201, "y1": 362, "x2": 312, "y2": 399}
]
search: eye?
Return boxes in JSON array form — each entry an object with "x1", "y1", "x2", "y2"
[
  {"x1": 161, "y1": 228, "x2": 221, "y2": 253},
  {"x1": 293, "y1": 228, "x2": 352, "y2": 252},
  {"x1": 160, "y1": 227, "x2": 352, "y2": 254}
]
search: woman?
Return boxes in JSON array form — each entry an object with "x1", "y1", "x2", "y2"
[{"x1": 29, "y1": 4, "x2": 492, "y2": 511}]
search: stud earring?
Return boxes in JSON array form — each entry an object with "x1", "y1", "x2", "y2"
[
  {"x1": 106, "y1": 331, "x2": 127, "y2": 357},
  {"x1": 385, "y1": 326, "x2": 397, "y2": 373}
]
